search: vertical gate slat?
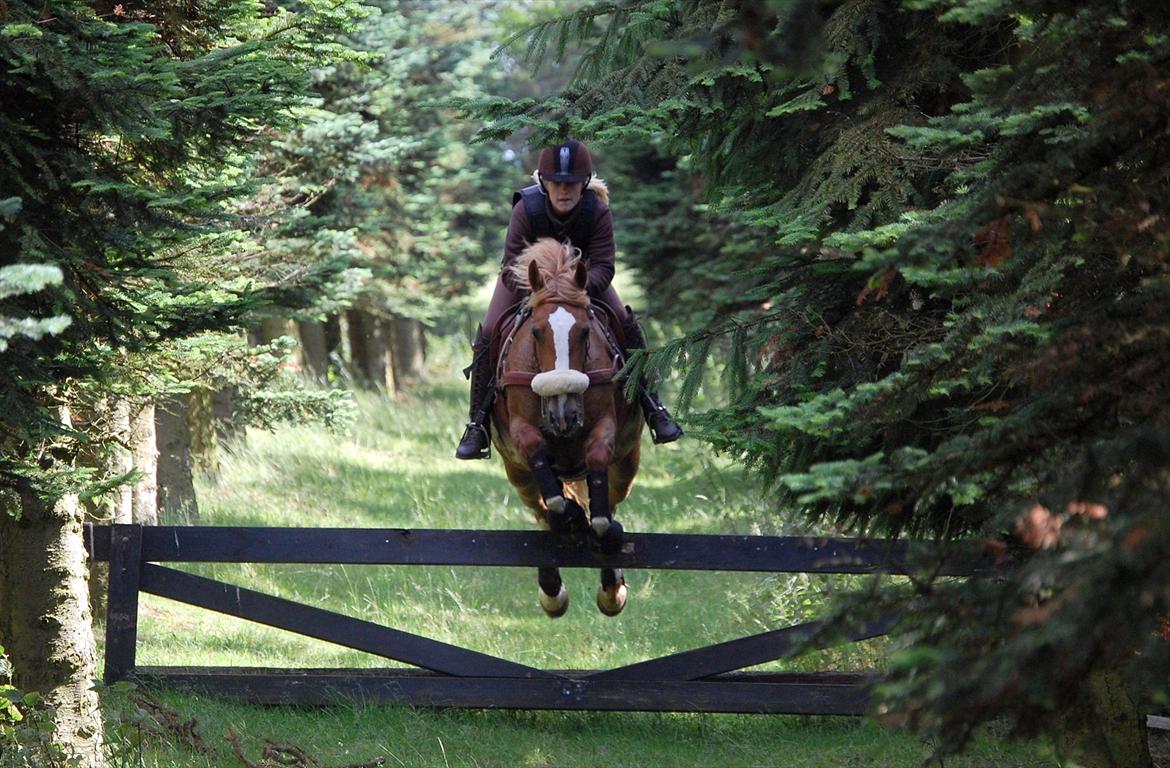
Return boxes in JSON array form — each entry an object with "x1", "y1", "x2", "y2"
[{"x1": 104, "y1": 524, "x2": 143, "y2": 683}]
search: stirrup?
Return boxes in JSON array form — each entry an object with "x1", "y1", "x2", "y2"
[{"x1": 455, "y1": 421, "x2": 491, "y2": 460}]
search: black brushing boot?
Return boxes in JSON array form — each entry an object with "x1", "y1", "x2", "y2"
[
  {"x1": 455, "y1": 330, "x2": 495, "y2": 460},
  {"x1": 621, "y1": 309, "x2": 683, "y2": 444}
]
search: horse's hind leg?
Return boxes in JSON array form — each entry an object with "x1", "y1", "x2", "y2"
[
  {"x1": 538, "y1": 566, "x2": 569, "y2": 618},
  {"x1": 596, "y1": 567, "x2": 627, "y2": 616}
]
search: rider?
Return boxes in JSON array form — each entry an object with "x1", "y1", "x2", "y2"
[{"x1": 455, "y1": 138, "x2": 684, "y2": 460}]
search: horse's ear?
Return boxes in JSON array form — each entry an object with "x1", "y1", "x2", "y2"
[
  {"x1": 574, "y1": 261, "x2": 588, "y2": 290},
  {"x1": 528, "y1": 260, "x2": 544, "y2": 292}
]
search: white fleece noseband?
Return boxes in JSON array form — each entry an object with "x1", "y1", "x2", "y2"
[
  {"x1": 530, "y1": 307, "x2": 590, "y2": 396},
  {"x1": 531, "y1": 369, "x2": 589, "y2": 396}
]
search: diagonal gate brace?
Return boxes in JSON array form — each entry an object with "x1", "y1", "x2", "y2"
[
  {"x1": 140, "y1": 564, "x2": 554, "y2": 680},
  {"x1": 587, "y1": 615, "x2": 895, "y2": 682}
]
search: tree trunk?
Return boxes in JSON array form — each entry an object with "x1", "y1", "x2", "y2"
[
  {"x1": 155, "y1": 393, "x2": 199, "y2": 524},
  {"x1": 186, "y1": 386, "x2": 218, "y2": 477},
  {"x1": 324, "y1": 314, "x2": 342, "y2": 369},
  {"x1": 387, "y1": 314, "x2": 426, "y2": 391},
  {"x1": 298, "y1": 319, "x2": 330, "y2": 383},
  {"x1": 129, "y1": 400, "x2": 158, "y2": 526},
  {"x1": 0, "y1": 414, "x2": 106, "y2": 767},
  {"x1": 257, "y1": 316, "x2": 303, "y2": 373},
  {"x1": 1056, "y1": 668, "x2": 1151, "y2": 768},
  {"x1": 257, "y1": 316, "x2": 295, "y2": 345},
  {"x1": 327, "y1": 313, "x2": 351, "y2": 387},
  {"x1": 86, "y1": 398, "x2": 135, "y2": 623},
  {"x1": 107, "y1": 399, "x2": 134, "y2": 522},
  {"x1": 212, "y1": 385, "x2": 244, "y2": 445},
  {"x1": 345, "y1": 308, "x2": 394, "y2": 393}
]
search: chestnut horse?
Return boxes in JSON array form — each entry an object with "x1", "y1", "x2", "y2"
[{"x1": 491, "y1": 238, "x2": 643, "y2": 617}]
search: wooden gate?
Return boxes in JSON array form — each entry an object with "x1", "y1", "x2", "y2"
[{"x1": 85, "y1": 524, "x2": 974, "y2": 713}]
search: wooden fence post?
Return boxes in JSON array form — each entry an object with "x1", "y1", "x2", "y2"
[{"x1": 104, "y1": 524, "x2": 143, "y2": 684}]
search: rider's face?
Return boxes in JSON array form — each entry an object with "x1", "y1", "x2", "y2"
[{"x1": 544, "y1": 179, "x2": 584, "y2": 216}]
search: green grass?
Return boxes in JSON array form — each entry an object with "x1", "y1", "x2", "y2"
[{"x1": 99, "y1": 349, "x2": 1057, "y2": 767}]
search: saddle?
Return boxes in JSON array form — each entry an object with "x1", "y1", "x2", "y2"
[{"x1": 490, "y1": 301, "x2": 627, "y2": 391}]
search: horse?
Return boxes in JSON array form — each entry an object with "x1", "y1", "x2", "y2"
[{"x1": 490, "y1": 238, "x2": 644, "y2": 618}]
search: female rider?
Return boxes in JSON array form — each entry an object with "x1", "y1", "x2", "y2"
[{"x1": 456, "y1": 138, "x2": 683, "y2": 459}]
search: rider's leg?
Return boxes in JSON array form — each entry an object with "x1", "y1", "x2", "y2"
[
  {"x1": 595, "y1": 286, "x2": 683, "y2": 444},
  {"x1": 455, "y1": 326, "x2": 494, "y2": 459},
  {"x1": 455, "y1": 275, "x2": 519, "y2": 460}
]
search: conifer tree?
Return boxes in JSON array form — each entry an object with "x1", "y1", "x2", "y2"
[
  {"x1": 479, "y1": 0, "x2": 1170, "y2": 762},
  {"x1": 0, "y1": 2, "x2": 366, "y2": 762}
]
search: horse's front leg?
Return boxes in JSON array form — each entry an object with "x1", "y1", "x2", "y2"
[
  {"x1": 584, "y1": 414, "x2": 619, "y2": 541},
  {"x1": 510, "y1": 413, "x2": 567, "y2": 515}
]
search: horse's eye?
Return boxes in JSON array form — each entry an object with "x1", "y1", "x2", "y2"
[
  {"x1": 576, "y1": 328, "x2": 589, "y2": 343},
  {"x1": 532, "y1": 327, "x2": 543, "y2": 341}
]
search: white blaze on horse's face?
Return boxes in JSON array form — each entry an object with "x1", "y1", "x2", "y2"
[
  {"x1": 530, "y1": 307, "x2": 590, "y2": 398},
  {"x1": 550, "y1": 306, "x2": 574, "y2": 371}
]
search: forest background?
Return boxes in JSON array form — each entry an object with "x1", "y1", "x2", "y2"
[{"x1": 2, "y1": 1, "x2": 1169, "y2": 767}]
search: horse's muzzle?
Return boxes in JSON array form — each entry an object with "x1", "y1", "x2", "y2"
[{"x1": 541, "y1": 393, "x2": 584, "y2": 437}]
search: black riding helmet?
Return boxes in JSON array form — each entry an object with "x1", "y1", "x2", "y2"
[{"x1": 536, "y1": 139, "x2": 593, "y2": 184}]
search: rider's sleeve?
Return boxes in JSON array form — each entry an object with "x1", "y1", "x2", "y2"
[
  {"x1": 583, "y1": 203, "x2": 615, "y2": 296},
  {"x1": 500, "y1": 201, "x2": 530, "y2": 294}
]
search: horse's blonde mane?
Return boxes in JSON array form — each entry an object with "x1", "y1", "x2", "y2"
[{"x1": 510, "y1": 238, "x2": 590, "y2": 308}]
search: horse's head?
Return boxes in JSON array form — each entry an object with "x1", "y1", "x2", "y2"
[{"x1": 515, "y1": 239, "x2": 595, "y2": 438}]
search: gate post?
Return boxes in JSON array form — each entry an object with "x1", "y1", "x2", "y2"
[{"x1": 104, "y1": 524, "x2": 143, "y2": 684}]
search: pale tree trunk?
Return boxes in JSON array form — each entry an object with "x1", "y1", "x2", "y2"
[
  {"x1": 212, "y1": 385, "x2": 244, "y2": 445},
  {"x1": 86, "y1": 398, "x2": 134, "y2": 623},
  {"x1": 129, "y1": 400, "x2": 158, "y2": 526},
  {"x1": 1056, "y1": 668, "x2": 1151, "y2": 768},
  {"x1": 298, "y1": 319, "x2": 330, "y2": 384},
  {"x1": 257, "y1": 316, "x2": 303, "y2": 374},
  {"x1": 186, "y1": 387, "x2": 218, "y2": 477},
  {"x1": 155, "y1": 394, "x2": 198, "y2": 524},
  {"x1": 345, "y1": 308, "x2": 395, "y2": 394},
  {"x1": 0, "y1": 413, "x2": 106, "y2": 767},
  {"x1": 257, "y1": 316, "x2": 294, "y2": 345},
  {"x1": 106, "y1": 399, "x2": 134, "y2": 523},
  {"x1": 387, "y1": 314, "x2": 426, "y2": 391}
]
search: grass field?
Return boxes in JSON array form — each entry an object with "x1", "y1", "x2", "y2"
[{"x1": 98, "y1": 346, "x2": 1059, "y2": 768}]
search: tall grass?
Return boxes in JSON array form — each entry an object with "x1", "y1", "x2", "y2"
[{"x1": 99, "y1": 343, "x2": 1056, "y2": 767}]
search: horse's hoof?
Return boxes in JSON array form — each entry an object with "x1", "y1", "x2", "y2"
[
  {"x1": 590, "y1": 515, "x2": 611, "y2": 537},
  {"x1": 539, "y1": 584, "x2": 569, "y2": 618},
  {"x1": 596, "y1": 579, "x2": 628, "y2": 616},
  {"x1": 546, "y1": 495, "x2": 566, "y2": 513}
]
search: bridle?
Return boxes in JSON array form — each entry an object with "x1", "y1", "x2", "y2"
[{"x1": 498, "y1": 304, "x2": 622, "y2": 390}]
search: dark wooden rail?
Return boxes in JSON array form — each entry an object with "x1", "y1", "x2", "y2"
[{"x1": 86, "y1": 524, "x2": 980, "y2": 713}]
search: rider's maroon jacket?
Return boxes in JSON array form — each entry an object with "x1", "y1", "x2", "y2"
[{"x1": 498, "y1": 191, "x2": 616, "y2": 299}]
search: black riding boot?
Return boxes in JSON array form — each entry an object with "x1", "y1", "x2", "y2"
[
  {"x1": 621, "y1": 309, "x2": 683, "y2": 444},
  {"x1": 455, "y1": 331, "x2": 495, "y2": 460}
]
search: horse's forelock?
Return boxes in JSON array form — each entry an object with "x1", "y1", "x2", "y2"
[{"x1": 512, "y1": 238, "x2": 589, "y2": 308}]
